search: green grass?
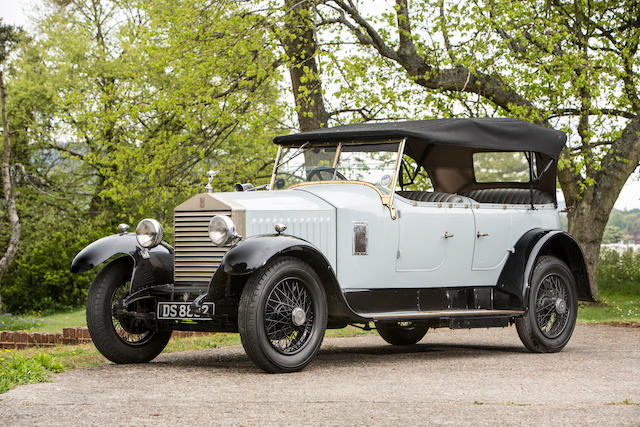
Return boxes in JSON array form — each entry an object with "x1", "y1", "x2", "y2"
[
  {"x1": 0, "y1": 351, "x2": 64, "y2": 393},
  {"x1": 30, "y1": 308, "x2": 87, "y2": 333},
  {"x1": 578, "y1": 278, "x2": 640, "y2": 324},
  {"x1": 0, "y1": 308, "x2": 86, "y2": 333}
]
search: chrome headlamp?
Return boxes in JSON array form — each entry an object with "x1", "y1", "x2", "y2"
[
  {"x1": 135, "y1": 218, "x2": 164, "y2": 248},
  {"x1": 208, "y1": 215, "x2": 240, "y2": 246}
]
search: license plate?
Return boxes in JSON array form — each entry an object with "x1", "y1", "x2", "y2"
[{"x1": 157, "y1": 302, "x2": 215, "y2": 320}]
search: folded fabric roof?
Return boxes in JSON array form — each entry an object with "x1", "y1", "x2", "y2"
[{"x1": 273, "y1": 118, "x2": 567, "y2": 159}]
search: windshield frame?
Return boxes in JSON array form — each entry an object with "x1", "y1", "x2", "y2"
[{"x1": 269, "y1": 138, "x2": 407, "y2": 219}]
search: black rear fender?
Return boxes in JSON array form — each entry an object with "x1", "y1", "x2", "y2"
[
  {"x1": 70, "y1": 233, "x2": 174, "y2": 291},
  {"x1": 496, "y1": 229, "x2": 593, "y2": 311}
]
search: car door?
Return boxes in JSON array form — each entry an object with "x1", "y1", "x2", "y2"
[
  {"x1": 470, "y1": 205, "x2": 512, "y2": 272},
  {"x1": 395, "y1": 196, "x2": 475, "y2": 287}
]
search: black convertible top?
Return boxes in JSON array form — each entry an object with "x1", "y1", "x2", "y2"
[{"x1": 273, "y1": 118, "x2": 567, "y2": 159}]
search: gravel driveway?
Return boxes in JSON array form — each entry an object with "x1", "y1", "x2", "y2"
[{"x1": 1, "y1": 324, "x2": 638, "y2": 426}]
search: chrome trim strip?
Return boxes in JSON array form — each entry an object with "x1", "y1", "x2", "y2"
[
  {"x1": 332, "y1": 142, "x2": 342, "y2": 168},
  {"x1": 370, "y1": 309, "x2": 524, "y2": 320},
  {"x1": 269, "y1": 145, "x2": 282, "y2": 190},
  {"x1": 383, "y1": 137, "x2": 406, "y2": 220}
]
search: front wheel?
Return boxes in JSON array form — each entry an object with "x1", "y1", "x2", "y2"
[
  {"x1": 376, "y1": 321, "x2": 429, "y2": 345},
  {"x1": 516, "y1": 256, "x2": 578, "y2": 353},
  {"x1": 86, "y1": 257, "x2": 172, "y2": 364},
  {"x1": 238, "y1": 257, "x2": 328, "y2": 373}
]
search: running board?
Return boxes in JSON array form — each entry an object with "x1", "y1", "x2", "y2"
[{"x1": 368, "y1": 309, "x2": 524, "y2": 321}]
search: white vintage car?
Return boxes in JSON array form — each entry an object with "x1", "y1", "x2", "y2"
[{"x1": 71, "y1": 118, "x2": 593, "y2": 373}]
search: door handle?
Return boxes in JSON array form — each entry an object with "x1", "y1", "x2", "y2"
[
  {"x1": 443, "y1": 232, "x2": 454, "y2": 239},
  {"x1": 477, "y1": 232, "x2": 489, "y2": 238}
]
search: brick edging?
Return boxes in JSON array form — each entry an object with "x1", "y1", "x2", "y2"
[{"x1": 0, "y1": 327, "x2": 215, "y2": 349}]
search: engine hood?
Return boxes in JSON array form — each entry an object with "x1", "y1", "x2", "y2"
[{"x1": 213, "y1": 188, "x2": 335, "y2": 212}]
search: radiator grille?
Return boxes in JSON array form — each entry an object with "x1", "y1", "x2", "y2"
[{"x1": 174, "y1": 210, "x2": 231, "y2": 284}]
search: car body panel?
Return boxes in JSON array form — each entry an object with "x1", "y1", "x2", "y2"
[
  {"x1": 214, "y1": 183, "x2": 564, "y2": 294},
  {"x1": 214, "y1": 189, "x2": 337, "y2": 269},
  {"x1": 293, "y1": 183, "x2": 399, "y2": 290}
]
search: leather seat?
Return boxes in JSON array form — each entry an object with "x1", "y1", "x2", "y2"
[
  {"x1": 396, "y1": 191, "x2": 465, "y2": 203},
  {"x1": 460, "y1": 188, "x2": 554, "y2": 204}
]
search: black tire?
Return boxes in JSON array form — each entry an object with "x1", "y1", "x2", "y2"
[
  {"x1": 516, "y1": 255, "x2": 578, "y2": 353},
  {"x1": 376, "y1": 321, "x2": 429, "y2": 345},
  {"x1": 238, "y1": 257, "x2": 328, "y2": 373},
  {"x1": 86, "y1": 257, "x2": 172, "y2": 364}
]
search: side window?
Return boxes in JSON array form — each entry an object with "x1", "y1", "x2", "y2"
[
  {"x1": 473, "y1": 152, "x2": 533, "y2": 183},
  {"x1": 398, "y1": 154, "x2": 433, "y2": 191}
]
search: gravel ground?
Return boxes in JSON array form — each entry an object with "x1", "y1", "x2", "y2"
[{"x1": 0, "y1": 324, "x2": 638, "y2": 426}]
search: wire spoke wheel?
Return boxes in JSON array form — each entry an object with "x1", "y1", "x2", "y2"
[
  {"x1": 110, "y1": 281, "x2": 153, "y2": 346},
  {"x1": 534, "y1": 273, "x2": 570, "y2": 339},
  {"x1": 239, "y1": 257, "x2": 327, "y2": 373},
  {"x1": 264, "y1": 277, "x2": 315, "y2": 355}
]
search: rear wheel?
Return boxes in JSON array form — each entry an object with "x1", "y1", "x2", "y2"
[
  {"x1": 86, "y1": 258, "x2": 171, "y2": 364},
  {"x1": 238, "y1": 257, "x2": 327, "y2": 373},
  {"x1": 516, "y1": 256, "x2": 578, "y2": 353},
  {"x1": 376, "y1": 321, "x2": 429, "y2": 345}
]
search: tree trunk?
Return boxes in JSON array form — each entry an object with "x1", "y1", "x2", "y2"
[
  {"x1": 0, "y1": 70, "x2": 21, "y2": 314},
  {"x1": 560, "y1": 119, "x2": 640, "y2": 300},
  {"x1": 566, "y1": 191, "x2": 606, "y2": 301},
  {"x1": 281, "y1": 0, "x2": 329, "y2": 131}
]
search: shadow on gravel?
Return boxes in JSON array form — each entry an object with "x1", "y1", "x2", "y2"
[{"x1": 148, "y1": 340, "x2": 527, "y2": 374}]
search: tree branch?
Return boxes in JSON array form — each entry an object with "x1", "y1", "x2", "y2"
[
  {"x1": 546, "y1": 108, "x2": 637, "y2": 120},
  {"x1": 330, "y1": 1, "x2": 539, "y2": 120}
]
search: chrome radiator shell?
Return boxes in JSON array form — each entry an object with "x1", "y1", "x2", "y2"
[{"x1": 173, "y1": 194, "x2": 245, "y2": 285}]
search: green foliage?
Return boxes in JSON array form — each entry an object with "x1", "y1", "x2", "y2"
[
  {"x1": 578, "y1": 248, "x2": 640, "y2": 323},
  {"x1": 0, "y1": 0, "x2": 286, "y2": 312},
  {"x1": 597, "y1": 249, "x2": 640, "y2": 289},
  {"x1": 1, "y1": 228, "x2": 100, "y2": 313},
  {"x1": 606, "y1": 209, "x2": 640, "y2": 240},
  {"x1": 602, "y1": 225, "x2": 624, "y2": 244},
  {"x1": 472, "y1": 152, "x2": 530, "y2": 183},
  {"x1": 0, "y1": 19, "x2": 23, "y2": 63},
  {"x1": 0, "y1": 311, "x2": 48, "y2": 331},
  {"x1": 0, "y1": 351, "x2": 64, "y2": 394}
]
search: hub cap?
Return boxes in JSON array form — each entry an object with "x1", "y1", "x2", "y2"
[
  {"x1": 555, "y1": 298, "x2": 567, "y2": 315},
  {"x1": 535, "y1": 273, "x2": 570, "y2": 339},
  {"x1": 291, "y1": 307, "x2": 306, "y2": 326},
  {"x1": 264, "y1": 277, "x2": 314, "y2": 355}
]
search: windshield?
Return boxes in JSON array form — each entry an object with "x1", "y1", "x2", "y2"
[{"x1": 271, "y1": 142, "x2": 401, "y2": 193}]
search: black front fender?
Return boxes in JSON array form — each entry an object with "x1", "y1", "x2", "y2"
[
  {"x1": 208, "y1": 235, "x2": 360, "y2": 322},
  {"x1": 70, "y1": 233, "x2": 174, "y2": 290},
  {"x1": 219, "y1": 234, "x2": 327, "y2": 275}
]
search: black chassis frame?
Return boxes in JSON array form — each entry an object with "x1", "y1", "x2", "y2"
[{"x1": 71, "y1": 228, "x2": 593, "y2": 333}]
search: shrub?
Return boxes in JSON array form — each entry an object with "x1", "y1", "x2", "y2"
[
  {"x1": 0, "y1": 228, "x2": 105, "y2": 313},
  {"x1": 597, "y1": 249, "x2": 640, "y2": 296}
]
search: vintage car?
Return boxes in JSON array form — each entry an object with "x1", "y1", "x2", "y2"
[{"x1": 71, "y1": 118, "x2": 593, "y2": 373}]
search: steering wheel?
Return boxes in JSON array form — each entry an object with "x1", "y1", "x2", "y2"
[{"x1": 307, "y1": 166, "x2": 347, "y2": 181}]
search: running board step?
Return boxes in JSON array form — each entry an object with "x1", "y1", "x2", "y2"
[
  {"x1": 448, "y1": 316, "x2": 511, "y2": 329},
  {"x1": 369, "y1": 309, "x2": 523, "y2": 321}
]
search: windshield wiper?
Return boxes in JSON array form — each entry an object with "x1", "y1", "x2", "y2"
[{"x1": 275, "y1": 142, "x2": 310, "y2": 170}]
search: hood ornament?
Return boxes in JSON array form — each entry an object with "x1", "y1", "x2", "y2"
[{"x1": 205, "y1": 170, "x2": 218, "y2": 193}]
